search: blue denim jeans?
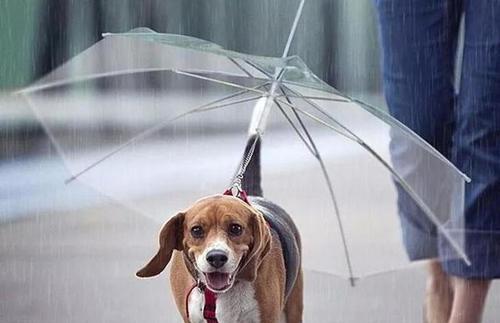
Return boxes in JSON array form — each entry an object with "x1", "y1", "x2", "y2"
[{"x1": 375, "y1": 0, "x2": 500, "y2": 278}]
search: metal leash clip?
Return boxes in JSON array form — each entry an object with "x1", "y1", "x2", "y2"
[
  {"x1": 224, "y1": 176, "x2": 250, "y2": 205},
  {"x1": 229, "y1": 176, "x2": 244, "y2": 198}
]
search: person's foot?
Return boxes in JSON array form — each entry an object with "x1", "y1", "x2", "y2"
[{"x1": 424, "y1": 260, "x2": 453, "y2": 323}]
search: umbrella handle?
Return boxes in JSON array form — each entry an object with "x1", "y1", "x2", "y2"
[{"x1": 248, "y1": 96, "x2": 273, "y2": 135}]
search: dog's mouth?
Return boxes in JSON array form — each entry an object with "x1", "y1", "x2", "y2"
[{"x1": 204, "y1": 272, "x2": 235, "y2": 292}]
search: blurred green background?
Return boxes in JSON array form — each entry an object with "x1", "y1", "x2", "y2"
[
  {"x1": 0, "y1": 0, "x2": 381, "y2": 93},
  {"x1": 0, "y1": 0, "x2": 38, "y2": 89}
]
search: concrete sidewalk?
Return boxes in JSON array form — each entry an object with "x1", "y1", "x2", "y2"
[
  {"x1": 0, "y1": 204, "x2": 174, "y2": 323},
  {"x1": 1, "y1": 203, "x2": 499, "y2": 323}
]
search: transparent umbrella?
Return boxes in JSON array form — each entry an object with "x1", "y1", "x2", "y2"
[{"x1": 17, "y1": 0, "x2": 470, "y2": 285}]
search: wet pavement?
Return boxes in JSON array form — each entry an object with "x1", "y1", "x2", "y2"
[
  {"x1": 1, "y1": 196, "x2": 499, "y2": 323},
  {"x1": 1, "y1": 148, "x2": 499, "y2": 322}
]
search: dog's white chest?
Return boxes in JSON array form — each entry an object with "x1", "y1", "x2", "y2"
[{"x1": 187, "y1": 281, "x2": 260, "y2": 323}]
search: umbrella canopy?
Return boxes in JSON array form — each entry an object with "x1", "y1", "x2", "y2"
[{"x1": 18, "y1": 26, "x2": 470, "y2": 282}]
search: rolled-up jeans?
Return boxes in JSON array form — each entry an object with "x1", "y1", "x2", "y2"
[{"x1": 374, "y1": 0, "x2": 500, "y2": 278}]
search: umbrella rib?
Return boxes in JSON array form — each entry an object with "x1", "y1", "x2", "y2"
[
  {"x1": 275, "y1": 85, "x2": 318, "y2": 155},
  {"x1": 242, "y1": 59, "x2": 275, "y2": 80},
  {"x1": 281, "y1": 80, "x2": 346, "y2": 95},
  {"x1": 281, "y1": 84, "x2": 470, "y2": 182},
  {"x1": 274, "y1": 94, "x2": 357, "y2": 286},
  {"x1": 274, "y1": 97, "x2": 358, "y2": 142},
  {"x1": 18, "y1": 68, "x2": 179, "y2": 94},
  {"x1": 277, "y1": 90, "x2": 472, "y2": 266},
  {"x1": 274, "y1": 100, "x2": 315, "y2": 155},
  {"x1": 275, "y1": 94, "x2": 350, "y2": 103},
  {"x1": 356, "y1": 140, "x2": 471, "y2": 265},
  {"x1": 275, "y1": 68, "x2": 287, "y2": 83},
  {"x1": 279, "y1": 87, "x2": 364, "y2": 142},
  {"x1": 172, "y1": 70, "x2": 268, "y2": 96},
  {"x1": 18, "y1": 68, "x2": 266, "y2": 95},
  {"x1": 351, "y1": 98, "x2": 471, "y2": 182},
  {"x1": 64, "y1": 87, "x2": 266, "y2": 184},
  {"x1": 227, "y1": 57, "x2": 256, "y2": 78},
  {"x1": 243, "y1": 59, "x2": 291, "y2": 86}
]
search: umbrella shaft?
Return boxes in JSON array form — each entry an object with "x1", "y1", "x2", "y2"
[{"x1": 248, "y1": 0, "x2": 306, "y2": 135}]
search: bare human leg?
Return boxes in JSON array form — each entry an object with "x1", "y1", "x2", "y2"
[
  {"x1": 424, "y1": 260, "x2": 454, "y2": 323},
  {"x1": 447, "y1": 277, "x2": 491, "y2": 323}
]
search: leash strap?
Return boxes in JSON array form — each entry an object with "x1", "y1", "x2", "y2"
[{"x1": 226, "y1": 133, "x2": 260, "y2": 200}]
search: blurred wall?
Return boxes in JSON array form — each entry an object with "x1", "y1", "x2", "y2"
[
  {"x1": 0, "y1": 0, "x2": 40, "y2": 89},
  {"x1": 0, "y1": 0, "x2": 381, "y2": 94}
]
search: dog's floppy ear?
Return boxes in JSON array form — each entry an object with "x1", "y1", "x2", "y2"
[
  {"x1": 237, "y1": 210, "x2": 271, "y2": 282},
  {"x1": 136, "y1": 212, "x2": 185, "y2": 278}
]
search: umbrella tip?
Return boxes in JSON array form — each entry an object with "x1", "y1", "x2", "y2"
[
  {"x1": 65, "y1": 176, "x2": 77, "y2": 185},
  {"x1": 463, "y1": 255, "x2": 472, "y2": 267},
  {"x1": 349, "y1": 277, "x2": 358, "y2": 287}
]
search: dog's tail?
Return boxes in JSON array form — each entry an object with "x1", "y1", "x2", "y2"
[{"x1": 240, "y1": 134, "x2": 263, "y2": 197}]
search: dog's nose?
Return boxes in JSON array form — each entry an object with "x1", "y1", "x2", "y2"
[{"x1": 206, "y1": 250, "x2": 228, "y2": 269}]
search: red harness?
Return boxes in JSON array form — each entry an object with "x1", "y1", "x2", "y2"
[
  {"x1": 186, "y1": 188, "x2": 250, "y2": 323},
  {"x1": 186, "y1": 282, "x2": 218, "y2": 323}
]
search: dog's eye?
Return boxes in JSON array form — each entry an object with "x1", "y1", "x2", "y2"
[
  {"x1": 190, "y1": 226, "x2": 204, "y2": 239},
  {"x1": 228, "y1": 223, "x2": 243, "y2": 236}
]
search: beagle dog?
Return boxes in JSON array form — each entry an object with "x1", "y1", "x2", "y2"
[{"x1": 137, "y1": 135, "x2": 303, "y2": 323}]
